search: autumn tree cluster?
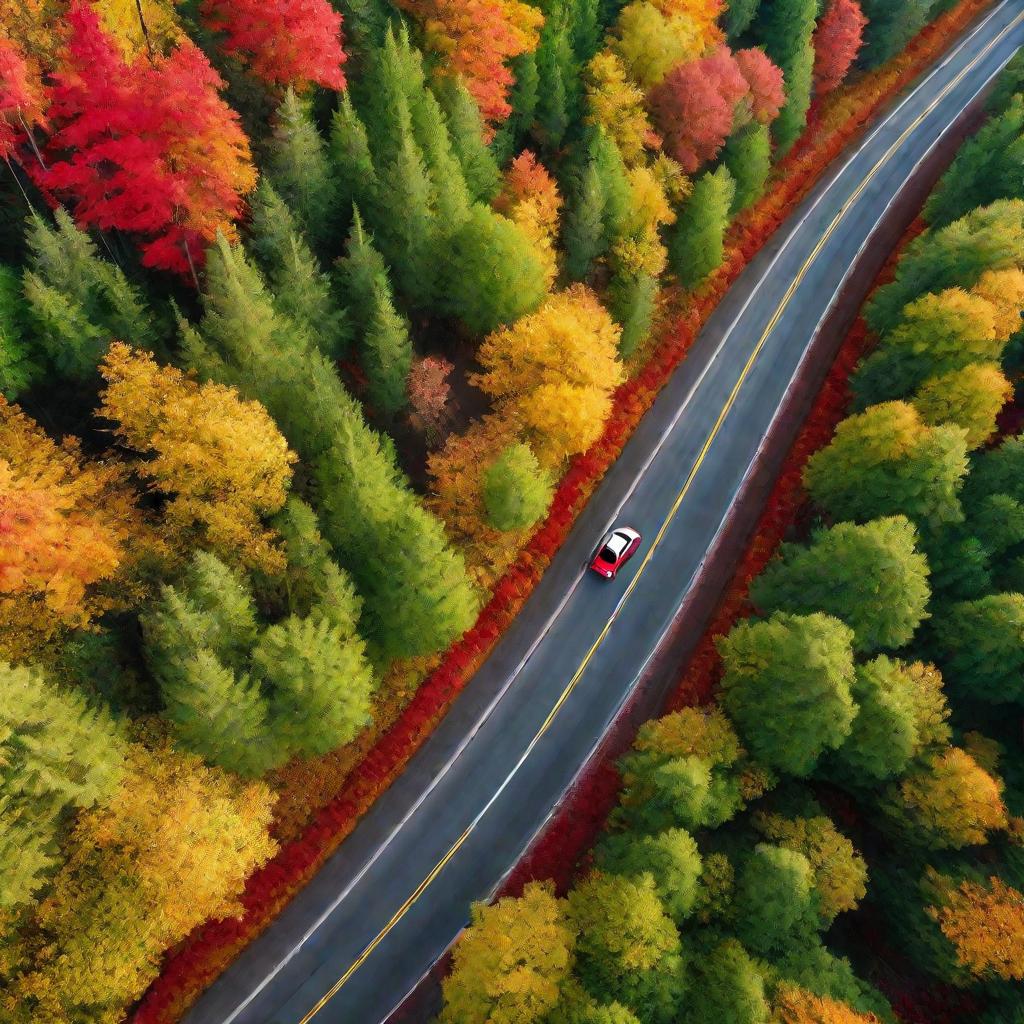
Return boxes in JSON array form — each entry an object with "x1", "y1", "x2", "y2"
[
  {"x1": 436, "y1": 56, "x2": 1024, "y2": 1024},
  {"x1": 0, "y1": 0, "x2": 955, "y2": 1020}
]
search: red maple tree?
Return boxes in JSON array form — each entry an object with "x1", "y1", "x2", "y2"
[
  {"x1": 649, "y1": 48, "x2": 749, "y2": 173},
  {"x1": 34, "y1": 1, "x2": 256, "y2": 277},
  {"x1": 735, "y1": 47, "x2": 785, "y2": 124},
  {"x1": 813, "y1": 0, "x2": 867, "y2": 94},
  {"x1": 201, "y1": 0, "x2": 347, "y2": 92}
]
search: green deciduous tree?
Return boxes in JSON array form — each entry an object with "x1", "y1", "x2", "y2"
[
  {"x1": 933, "y1": 593, "x2": 1024, "y2": 705},
  {"x1": 567, "y1": 872, "x2": 686, "y2": 1024},
  {"x1": 803, "y1": 401, "x2": 969, "y2": 530},
  {"x1": 595, "y1": 827, "x2": 702, "y2": 922},
  {"x1": 669, "y1": 165, "x2": 735, "y2": 288},
  {"x1": 688, "y1": 939, "x2": 769, "y2": 1024},
  {"x1": 865, "y1": 200, "x2": 1024, "y2": 336},
  {"x1": 483, "y1": 442, "x2": 555, "y2": 531},
  {"x1": 734, "y1": 844, "x2": 818, "y2": 956},
  {"x1": 718, "y1": 612, "x2": 856, "y2": 777},
  {"x1": 750, "y1": 516, "x2": 931, "y2": 653},
  {"x1": 853, "y1": 288, "x2": 1002, "y2": 408}
]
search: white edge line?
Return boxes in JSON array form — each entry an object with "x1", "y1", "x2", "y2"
[{"x1": 211, "y1": 5, "x2": 1015, "y2": 1021}]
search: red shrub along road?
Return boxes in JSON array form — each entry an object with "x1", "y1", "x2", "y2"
[{"x1": 133, "y1": 2, "x2": 995, "y2": 1019}]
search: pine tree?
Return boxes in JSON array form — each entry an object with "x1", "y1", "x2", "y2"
[
  {"x1": 21, "y1": 209, "x2": 157, "y2": 381},
  {"x1": 726, "y1": 0, "x2": 761, "y2": 39},
  {"x1": 253, "y1": 614, "x2": 374, "y2": 754},
  {"x1": 329, "y1": 93, "x2": 379, "y2": 236},
  {"x1": 434, "y1": 77, "x2": 502, "y2": 202},
  {"x1": 564, "y1": 159, "x2": 608, "y2": 280},
  {"x1": 669, "y1": 166, "x2": 736, "y2": 289},
  {"x1": 0, "y1": 265, "x2": 36, "y2": 399},
  {"x1": 265, "y1": 88, "x2": 338, "y2": 255},
  {"x1": 608, "y1": 269, "x2": 657, "y2": 358},
  {"x1": 0, "y1": 660, "x2": 126, "y2": 909},
  {"x1": 753, "y1": 0, "x2": 816, "y2": 153},
  {"x1": 858, "y1": 0, "x2": 932, "y2": 68},
  {"x1": 185, "y1": 237, "x2": 479, "y2": 659},
  {"x1": 338, "y1": 209, "x2": 413, "y2": 416},
  {"x1": 723, "y1": 122, "x2": 772, "y2": 213},
  {"x1": 483, "y1": 443, "x2": 554, "y2": 530},
  {"x1": 534, "y1": 18, "x2": 574, "y2": 151},
  {"x1": 248, "y1": 181, "x2": 350, "y2": 358}
]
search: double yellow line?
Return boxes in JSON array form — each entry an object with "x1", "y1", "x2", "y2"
[{"x1": 297, "y1": 8, "x2": 1024, "y2": 1021}]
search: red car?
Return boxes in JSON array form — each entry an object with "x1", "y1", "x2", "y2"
[{"x1": 589, "y1": 526, "x2": 642, "y2": 579}]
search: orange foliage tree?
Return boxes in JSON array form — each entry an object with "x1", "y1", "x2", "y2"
[
  {"x1": 773, "y1": 984, "x2": 883, "y2": 1023},
  {"x1": 394, "y1": 0, "x2": 543, "y2": 130},
  {"x1": 494, "y1": 151, "x2": 563, "y2": 288},
  {"x1": 0, "y1": 35, "x2": 45, "y2": 162}
]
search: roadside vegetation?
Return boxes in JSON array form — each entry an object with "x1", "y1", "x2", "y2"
[
  {"x1": 0, "y1": 0, "x2": 995, "y2": 1021},
  {"x1": 437, "y1": 51, "x2": 1024, "y2": 1024}
]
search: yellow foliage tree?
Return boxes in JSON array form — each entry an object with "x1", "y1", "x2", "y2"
[
  {"x1": 611, "y1": 1, "x2": 708, "y2": 89},
  {"x1": 912, "y1": 362, "x2": 1012, "y2": 450},
  {"x1": 0, "y1": 399, "x2": 153, "y2": 662},
  {"x1": 94, "y1": 0, "x2": 182, "y2": 58},
  {"x1": 613, "y1": 164, "x2": 676, "y2": 279},
  {"x1": 441, "y1": 880, "x2": 576, "y2": 1024},
  {"x1": 927, "y1": 874, "x2": 1024, "y2": 982},
  {"x1": 584, "y1": 51, "x2": 658, "y2": 165},
  {"x1": 0, "y1": 0, "x2": 62, "y2": 65},
  {"x1": 471, "y1": 286, "x2": 624, "y2": 466},
  {"x1": 99, "y1": 343, "x2": 296, "y2": 576},
  {"x1": 971, "y1": 267, "x2": 1024, "y2": 340},
  {"x1": 772, "y1": 984, "x2": 883, "y2": 1024},
  {"x1": 495, "y1": 151, "x2": 563, "y2": 290},
  {"x1": 886, "y1": 747, "x2": 1008, "y2": 849},
  {"x1": 10, "y1": 741, "x2": 277, "y2": 1024}
]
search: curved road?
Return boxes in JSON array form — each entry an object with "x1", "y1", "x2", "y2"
[{"x1": 185, "y1": 6, "x2": 1024, "y2": 1022}]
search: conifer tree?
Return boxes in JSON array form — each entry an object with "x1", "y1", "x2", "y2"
[
  {"x1": 858, "y1": 0, "x2": 932, "y2": 67},
  {"x1": 21, "y1": 210, "x2": 157, "y2": 381},
  {"x1": 0, "y1": 265, "x2": 35, "y2": 399},
  {"x1": 247, "y1": 181, "x2": 350, "y2": 358},
  {"x1": 723, "y1": 122, "x2": 772, "y2": 214},
  {"x1": 669, "y1": 166, "x2": 736, "y2": 289},
  {"x1": 483, "y1": 443, "x2": 554, "y2": 530},
  {"x1": 608, "y1": 269, "x2": 658, "y2": 358},
  {"x1": 338, "y1": 209, "x2": 413, "y2": 415},
  {"x1": 564, "y1": 160, "x2": 608, "y2": 280},
  {"x1": 434, "y1": 77, "x2": 502, "y2": 202},
  {"x1": 726, "y1": 0, "x2": 761, "y2": 39},
  {"x1": 534, "y1": 17, "x2": 575, "y2": 150},
  {"x1": 0, "y1": 661, "x2": 126, "y2": 909},
  {"x1": 753, "y1": 0, "x2": 816, "y2": 153},
  {"x1": 329, "y1": 93, "x2": 379, "y2": 236},
  {"x1": 265, "y1": 89, "x2": 338, "y2": 254},
  {"x1": 184, "y1": 237, "x2": 478, "y2": 658}
]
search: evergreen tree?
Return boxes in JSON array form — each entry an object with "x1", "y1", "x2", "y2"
[
  {"x1": 338, "y1": 210, "x2": 413, "y2": 415},
  {"x1": 750, "y1": 516, "x2": 931, "y2": 654},
  {"x1": 726, "y1": 0, "x2": 761, "y2": 40},
  {"x1": 0, "y1": 265, "x2": 36, "y2": 398},
  {"x1": 482, "y1": 443, "x2": 554, "y2": 531},
  {"x1": 22, "y1": 209, "x2": 157, "y2": 381},
  {"x1": 439, "y1": 204, "x2": 548, "y2": 334},
  {"x1": 608, "y1": 269, "x2": 657, "y2": 358},
  {"x1": 534, "y1": 17, "x2": 575, "y2": 150},
  {"x1": 184, "y1": 238, "x2": 478, "y2": 659},
  {"x1": 925, "y1": 96, "x2": 1024, "y2": 229},
  {"x1": 717, "y1": 612, "x2": 857, "y2": 777},
  {"x1": 723, "y1": 122, "x2": 772, "y2": 213},
  {"x1": 506, "y1": 49, "x2": 541, "y2": 145},
  {"x1": 753, "y1": 0, "x2": 816, "y2": 153},
  {"x1": 858, "y1": 0, "x2": 932, "y2": 68},
  {"x1": 265, "y1": 88, "x2": 337, "y2": 255},
  {"x1": 247, "y1": 181, "x2": 350, "y2": 358},
  {"x1": 434, "y1": 76, "x2": 501, "y2": 203},
  {"x1": 253, "y1": 613, "x2": 374, "y2": 755},
  {"x1": 329, "y1": 93, "x2": 379, "y2": 236},
  {"x1": 0, "y1": 660, "x2": 126, "y2": 909},
  {"x1": 564, "y1": 159, "x2": 608, "y2": 280},
  {"x1": 669, "y1": 166, "x2": 736, "y2": 288}
]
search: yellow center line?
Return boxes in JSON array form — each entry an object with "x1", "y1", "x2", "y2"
[{"x1": 297, "y1": 12, "x2": 1024, "y2": 1022}]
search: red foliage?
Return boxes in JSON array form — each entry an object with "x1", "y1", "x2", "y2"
[
  {"x1": 649, "y1": 47, "x2": 749, "y2": 173},
  {"x1": 32, "y1": 1, "x2": 256, "y2": 277},
  {"x1": 132, "y1": 3, "x2": 995, "y2": 1020},
  {"x1": 814, "y1": 0, "x2": 867, "y2": 94},
  {"x1": 735, "y1": 47, "x2": 786, "y2": 124},
  {"x1": 200, "y1": 0, "x2": 347, "y2": 92},
  {"x1": 495, "y1": 150, "x2": 556, "y2": 211},
  {"x1": 408, "y1": 355, "x2": 453, "y2": 433},
  {"x1": 0, "y1": 36, "x2": 45, "y2": 161}
]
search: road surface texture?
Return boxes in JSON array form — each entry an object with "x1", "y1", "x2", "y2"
[{"x1": 184, "y1": 5, "x2": 1024, "y2": 1022}]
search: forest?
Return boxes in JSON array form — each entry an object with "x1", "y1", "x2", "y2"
[
  {"x1": 0, "y1": 0, "x2": 1002, "y2": 1022},
  {"x1": 438, "y1": 54, "x2": 1024, "y2": 1024}
]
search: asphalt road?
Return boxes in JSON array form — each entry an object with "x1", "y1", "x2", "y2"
[{"x1": 183, "y1": 5, "x2": 1024, "y2": 1022}]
